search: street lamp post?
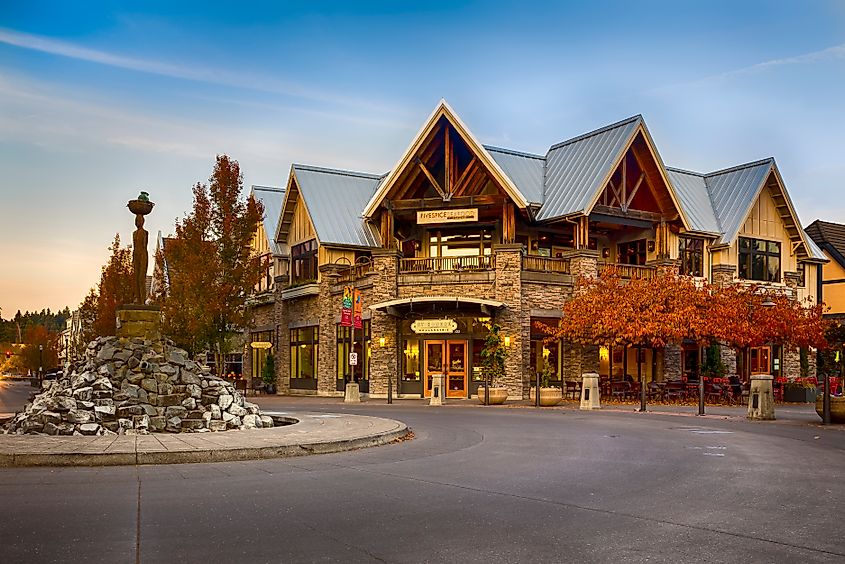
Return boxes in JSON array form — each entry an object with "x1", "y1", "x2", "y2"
[{"x1": 38, "y1": 344, "x2": 43, "y2": 386}]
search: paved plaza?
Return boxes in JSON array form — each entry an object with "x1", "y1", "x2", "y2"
[{"x1": 1, "y1": 383, "x2": 844, "y2": 563}]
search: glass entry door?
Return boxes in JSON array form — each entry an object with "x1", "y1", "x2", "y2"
[
  {"x1": 445, "y1": 340, "x2": 467, "y2": 398},
  {"x1": 423, "y1": 340, "x2": 467, "y2": 398}
]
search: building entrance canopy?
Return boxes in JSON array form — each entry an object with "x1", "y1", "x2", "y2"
[{"x1": 369, "y1": 296, "x2": 505, "y2": 318}]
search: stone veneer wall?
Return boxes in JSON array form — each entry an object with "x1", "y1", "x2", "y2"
[
  {"x1": 275, "y1": 292, "x2": 320, "y2": 395},
  {"x1": 492, "y1": 245, "x2": 524, "y2": 399},
  {"x1": 369, "y1": 249, "x2": 400, "y2": 397},
  {"x1": 663, "y1": 344, "x2": 683, "y2": 381}
]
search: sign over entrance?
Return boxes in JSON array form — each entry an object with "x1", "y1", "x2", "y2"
[
  {"x1": 250, "y1": 341, "x2": 272, "y2": 349},
  {"x1": 411, "y1": 319, "x2": 458, "y2": 334},
  {"x1": 417, "y1": 208, "x2": 478, "y2": 224}
]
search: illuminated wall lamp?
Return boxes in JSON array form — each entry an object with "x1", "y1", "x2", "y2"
[
  {"x1": 504, "y1": 336, "x2": 511, "y2": 347},
  {"x1": 379, "y1": 336, "x2": 386, "y2": 347}
]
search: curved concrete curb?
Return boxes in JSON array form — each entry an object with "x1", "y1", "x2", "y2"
[{"x1": 0, "y1": 412, "x2": 408, "y2": 467}]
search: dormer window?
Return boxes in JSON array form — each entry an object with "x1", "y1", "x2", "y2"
[
  {"x1": 738, "y1": 237, "x2": 780, "y2": 282},
  {"x1": 291, "y1": 239, "x2": 318, "y2": 284}
]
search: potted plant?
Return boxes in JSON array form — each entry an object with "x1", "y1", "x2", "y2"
[
  {"x1": 529, "y1": 359, "x2": 563, "y2": 406},
  {"x1": 262, "y1": 353, "x2": 277, "y2": 395},
  {"x1": 478, "y1": 322, "x2": 508, "y2": 405}
]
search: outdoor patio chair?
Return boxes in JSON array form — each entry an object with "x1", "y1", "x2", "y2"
[{"x1": 664, "y1": 381, "x2": 685, "y2": 402}]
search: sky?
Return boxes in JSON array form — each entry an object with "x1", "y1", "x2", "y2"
[{"x1": 1, "y1": 0, "x2": 845, "y2": 318}]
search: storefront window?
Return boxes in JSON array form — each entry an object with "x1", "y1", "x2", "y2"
[
  {"x1": 403, "y1": 339, "x2": 420, "y2": 381},
  {"x1": 530, "y1": 318, "x2": 562, "y2": 381},
  {"x1": 618, "y1": 239, "x2": 647, "y2": 265},
  {"x1": 250, "y1": 330, "x2": 274, "y2": 383},
  {"x1": 336, "y1": 321, "x2": 370, "y2": 383},
  {"x1": 290, "y1": 326, "x2": 318, "y2": 381}
]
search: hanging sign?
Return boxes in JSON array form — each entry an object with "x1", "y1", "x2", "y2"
[
  {"x1": 353, "y1": 289, "x2": 363, "y2": 329},
  {"x1": 411, "y1": 319, "x2": 458, "y2": 334},
  {"x1": 250, "y1": 341, "x2": 272, "y2": 350},
  {"x1": 417, "y1": 208, "x2": 478, "y2": 224},
  {"x1": 341, "y1": 286, "x2": 353, "y2": 327}
]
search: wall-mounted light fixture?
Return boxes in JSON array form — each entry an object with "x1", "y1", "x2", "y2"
[
  {"x1": 601, "y1": 248, "x2": 610, "y2": 259},
  {"x1": 379, "y1": 336, "x2": 386, "y2": 347},
  {"x1": 647, "y1": 240, "x2": 656, "y2": 253},
  {"x1": 504, "y1": 335, "x2": 511, "y2": 347}
]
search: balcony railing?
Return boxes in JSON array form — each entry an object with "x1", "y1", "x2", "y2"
[
  {"x1": 599, "y1": 262, "x2": 657, "y2": 280},
  {"x1": 522, "y1": 255, "x2": 571, "y2": 274},
  {"x1": 399, "y1": 255, "x2": 494, "y2": 274},
  {"x1": 336, "y1": 261, "x2": 373, "y2": 283}
]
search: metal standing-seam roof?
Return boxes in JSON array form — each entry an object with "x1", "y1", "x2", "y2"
[
  {"x1": 251, "y1": 185, "x2": 286, "y2": 254},
  {"x1": 538, "y1": 115, "x2": 641, "y2": 221},
  {"x1": 665, "y1": 168, "x2": 721, "y2": 234},
  {"x1": 703, "y1": 158, "x2": 774, "y2": 245},
  {"x1": 292, "y1": 164, "x2": 383, "y2": 247},
  {"x1": 484, "y1": 146, "x2": 545, "y2": 206}
]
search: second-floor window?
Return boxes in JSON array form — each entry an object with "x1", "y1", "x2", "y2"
[
  {"x1": 738, "y1": 237, "x2": 780, "y2": 283},
  {"x1": 291, "y1": 239, "x2": 318, "y2": 284},
  {"x1": 679, "y1": 237, "x2": 703, "y2": 277}
]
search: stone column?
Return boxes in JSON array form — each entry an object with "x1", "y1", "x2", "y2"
[
  {"x1": 368, "y1": 249, "x2": 401, "y2": 397},
  {"x1": 712, "y1": 264, "x2": 736, "y2": 288},
  {"x1": 274, "y1": 276, "x2": 291, "y2": 395},
  {"x1": 318, "y1": 265, "x2": 343, "y2": 395},
  {"x1": 493, "y1": 244, "x2": 524, "y2": 399},
  {"x1": 569, "y1": 249, "x2": 599, "y2": 282},
  {"x1": 663, "y1": 344, "x2": 683, "y2": 380},
  {"x1": 719, "y1": 345, "x2": 737, "y2": 376}
]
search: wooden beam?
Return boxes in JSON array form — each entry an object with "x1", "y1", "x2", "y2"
[
  {"x1": 394, "y1": 124, "x2": 444, "y2": 200},
  {"x1": 623, "y1": 172, "x2": 646, "y2": 212},
  {"x1": 416, "y1": 159, "x2": 449, "y2": 200},
  {"x1": 451, "y1": 156, "x2": 478, "y2": 197},
  {"x1": 444, "y1": 126, "x2": 451, "y2": 196},
  {"x1": 592, "y1": 205, "x2": 662, "y2": 223},
  {"x1": 391, "y1": 194, "x2": 506, "y2": 210}
]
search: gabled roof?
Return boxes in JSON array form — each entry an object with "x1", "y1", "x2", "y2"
[
  {"x1": 250, "y1": 185, "x2": 285, "y2": 254},
  {"x1": 291, "y1": 165, "x2": 382, "y2": 247},
  {"x1": 484, "y1": 146, "x2": 545, "y2": 206},
  {"x1": 362, "y1": 100, "x2": 529, "y2": 218},
  {"x1": 703, "y1": 159, "x2": 774, "y2": 244},
  {"x1": 539, "y1": 115, "x2": 641, "y2": 221},
  {"x1": 665, "y1": 168, "x2": 721, "y2": 234},
  {"x1": 806, "y1": 220, "x2": 845, "y2": 266}
]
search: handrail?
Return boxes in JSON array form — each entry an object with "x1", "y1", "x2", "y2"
[
  {"x1": 522, "y1": 255, "x2": 571, "y2": 274},
  {"x1": 599, "y1": 262, "x2": 657, "y2": 280},
  {"x1": 399, "y1": 255, "x2": 494, "y2": 273}
]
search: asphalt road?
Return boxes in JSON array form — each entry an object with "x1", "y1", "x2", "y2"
[{"x1": 1, "y1": 390, "x2": 844, "y2": 563}]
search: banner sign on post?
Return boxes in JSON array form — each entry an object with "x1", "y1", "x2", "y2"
[
  {"x1": 353, "y1": 289, "x2": 363, "y2": 329},
  {"x1": 341, "y1": 286, "x2": 353, "y2": 327}
]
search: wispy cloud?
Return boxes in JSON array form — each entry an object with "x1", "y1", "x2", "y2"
[
  {"x1": 0, "y1": 26, "x2": 408, "y2": 116},
  {"x1": 651, "y1": 42, "x2": 845, "y2": 94},
  {"x1": 709, "y1": 43, "x2": 845, "y2": 81}
]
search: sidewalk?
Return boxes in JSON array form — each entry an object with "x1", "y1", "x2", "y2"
[{"x1": 0, "y1": 412, "x2": 407, "y2": 468}]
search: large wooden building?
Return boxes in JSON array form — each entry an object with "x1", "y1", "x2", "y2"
[{"x1": 258, "y1": 101, "x2": 825, "y2": 399}]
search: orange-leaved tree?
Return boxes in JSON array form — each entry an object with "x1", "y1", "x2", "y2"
[{"x1": 154, "y1": 155, "x2": 264, "y2": 375}]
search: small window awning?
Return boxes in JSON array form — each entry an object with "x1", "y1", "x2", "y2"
[{"x1": 369, "y1": 296, "x2": 506, "y2": 317}]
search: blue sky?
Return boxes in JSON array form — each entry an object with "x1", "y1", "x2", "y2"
[{"x1": 1, "y1": 1, "x2": 845, "y2": 316}]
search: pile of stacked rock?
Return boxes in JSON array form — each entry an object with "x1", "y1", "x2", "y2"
[{"x1": 4, "y1": 336, "x2": 273, "y2": 436}]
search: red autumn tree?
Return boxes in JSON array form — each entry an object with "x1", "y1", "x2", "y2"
[{"x1": 154, "y1": 155, "x2": 264, "y2": 376}]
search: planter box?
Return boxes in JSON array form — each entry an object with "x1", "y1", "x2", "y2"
[
  {"x1": 529, "y1": 387, "x2": 563, "y2": 406},
  {"x1": 815, "y1": 396, "x2": 845, "y2": 423},
  {"x1": 478, "y1": 387, "x2": 508, "y2": 405},
  {"x1": 783, "y1": 387, "x2": 817, "y2": 403}
]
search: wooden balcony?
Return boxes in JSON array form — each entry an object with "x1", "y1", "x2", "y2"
[
  {"x1": 522, "y1": 255, "x2": 571, "y2": 274},
  {"x1": 599, "y1": 262, "x2": 656, "y2": 280},
  {"x1": 399, "y1": 255, "x2": 494, "y2": 274},
  {"x1": 336, "y1": 261, "x2": 373, "y2": 283}
]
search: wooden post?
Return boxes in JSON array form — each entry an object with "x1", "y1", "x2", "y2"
[
  {"x1": 380, "y1": 205, "x2": 395, "y2": 249},
  {"x1": 503, "y1": 202, "x2": 515, "y2": 244}
]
